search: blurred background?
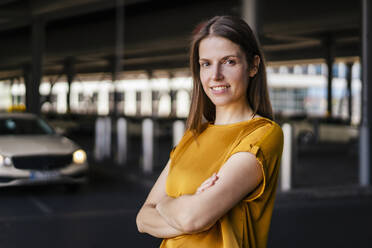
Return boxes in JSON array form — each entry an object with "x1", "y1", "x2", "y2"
[{"x1": 0, "y1": 0, "x2": 371, "y2": 247}]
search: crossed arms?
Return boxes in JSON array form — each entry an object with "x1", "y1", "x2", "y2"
[{"x1": 136, "y1": 151, "x2": 263, "y2": 238}]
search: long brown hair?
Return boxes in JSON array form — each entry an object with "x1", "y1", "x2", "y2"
[{"x1": 186, "y1": 15, "x2": 273, "y2": 136}]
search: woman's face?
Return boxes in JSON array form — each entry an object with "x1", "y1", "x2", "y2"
[{"x1": 198, "y1": 36, "x2": 256, "y2": 108}]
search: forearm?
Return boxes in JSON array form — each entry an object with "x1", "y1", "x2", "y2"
[
  {"x1": 156, "y1": 195, "x2": 215, "y2": 233},
  {"x1": 155, "y1": 152, "x2": 264, "y2": 235},
  {"x1": 136, "y1": 204, "x2": 185, "y2": 238}
]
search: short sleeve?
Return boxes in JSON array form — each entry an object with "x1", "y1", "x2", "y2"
[{"x1": 229, "y1": 123, "x2": 284, "y2": 202}]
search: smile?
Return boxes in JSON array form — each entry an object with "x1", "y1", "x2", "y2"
[
  {"x1": 211, "y1": 86, "x2": 229, "y2": 90},
  {"x1": 211, "y1": 85, "x2": 230, "y2": 90},
  {"x1": 210, "y1": 85, "x2": 230, "y2": 93}
]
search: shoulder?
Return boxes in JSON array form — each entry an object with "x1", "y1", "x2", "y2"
[
  {"x1": 235, "y1": 118, "x2": 283, "y2": 157},
  {"x1": 253, "y1": 120, "x2": 284, "y2": 161},
  {"x1": 255, "y1": 119, "x2": 283, "y2": 142},
  {"x1": 258, "y1": 121, "x2": 283, "y2": 152},
  {"x1": 169, "y1": 128, "x2": 196, "y2": 161},
  {"x1": 240, "y1": 118, "x2": 282, "y2": 142}
]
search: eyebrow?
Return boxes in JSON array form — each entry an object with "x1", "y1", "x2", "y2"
[{"x1": 199, "y1": 55, "x2": 241, "y2": 61}]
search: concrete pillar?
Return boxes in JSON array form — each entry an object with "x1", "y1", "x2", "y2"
[
  {"x1": 94, "y1": 117, "x2": 112, "y2": 161},
  {"x1": 142, "y1": 118, "x2": 154, "y2": 174},
  {"x1": 241, "y1": 0, "x2": 262, "y2": 40},
  {"x1": 324, "y1": 36, "x2": 334, "y2": 117},
  {"x1": 280, "y1": 123, "x2": 294, "y2": 191},
  {"x1": 10, "y1": 78, "x2": 14, "y2": 106},
  {"x1": 114, "y1": 0, "x2": 124, "y2": 76},
  {"x1": 346, "y1": 62, "x2": 353, "y2": 123},
  {"x1": 25, "y1": 17, "x2": 45, "y2": 115},
  {"x1": 64, "y1": 57, "x2": 75, "y2": 114},
  {"x1": 168, "y1": 72, "x2": 177, "y2": 117},
  {"x1": 170, "y1": 90, "x2": 177, "y2": 118},
  {"x1": 94, "y1": 118, "x2": 105, "y2": 161},
  {"x1": 360, "y1": 0, "x2": 372, "y2": 186},
  {"x1": 110, "y1": 58, "x2": 119, "y2": 117},
  {"x1": 172, "y1": 120, "x2": 185, "y2": 147},
  {"x1": 116, "y1": 117, "x2": 127, "y2": 165},
  {"x1": 23, "y1": 65, "x2": 33, "y2": 109},
  {"x1": 111, "y1": 0, "x2": 124, "y2": 117}
]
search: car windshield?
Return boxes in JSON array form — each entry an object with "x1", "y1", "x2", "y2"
[{"x1": 0, "y1": 117, "x2": 55, "y2": 135}]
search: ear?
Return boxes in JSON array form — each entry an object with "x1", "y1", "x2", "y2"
[{"x1": 249, "y1": 55, "x2": 261, "y2": 77}]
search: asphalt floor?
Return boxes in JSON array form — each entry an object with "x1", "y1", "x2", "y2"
[
  {"x1": 66, "y1": 130, "x2": 372, "y2": 247},
  {"x1": 1, "y1": 153, "x2": 371, "y2": 248},
  {"x1": 92, "y1": 155, "x2": 372, "y2": 248}
]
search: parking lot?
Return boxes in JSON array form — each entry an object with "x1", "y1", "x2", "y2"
[{"x1": 0, "y1": 161, "x2": 371, "y2": 248}]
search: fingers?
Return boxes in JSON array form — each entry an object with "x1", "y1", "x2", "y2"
[
  {"x1": 200, "y1": 173, "x2": 218, "y2": 187},
  {"x1": 198, "y1": 173, "x2": 215, "y2": 188},
  {"x1": 196, "y1": 173, "x2": 219, "y2": 194}
]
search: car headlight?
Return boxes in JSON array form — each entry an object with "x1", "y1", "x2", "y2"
[
  {"x1": 73, "y1": 149, "x2": 87, "y2": 164},
  {"x1": 0, "y1": 155, "x2": 13, "y2": 168}
]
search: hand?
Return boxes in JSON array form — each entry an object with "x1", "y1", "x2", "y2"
[{"x1": 196, "y1": 173, "x2": 219, "y2": 194}]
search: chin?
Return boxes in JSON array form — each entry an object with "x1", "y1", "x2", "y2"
[{"x1": 210, "y1": 99, "x2": 231, "y2": 107}]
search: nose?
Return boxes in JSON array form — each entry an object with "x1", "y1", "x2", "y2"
[{"x1": 212, "y1": 64, "x2": 224, "y2": 81}]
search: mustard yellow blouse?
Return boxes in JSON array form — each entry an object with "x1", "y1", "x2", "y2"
[{"x1": 160, "y1": 117, "x2": 284, "y2": 248}]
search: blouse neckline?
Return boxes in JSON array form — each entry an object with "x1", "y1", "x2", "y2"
[{"x1": 207, "y1": 116, "x2": 270, "y2": 128}]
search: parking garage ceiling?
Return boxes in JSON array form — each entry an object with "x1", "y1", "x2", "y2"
[{"x1": 0, "y1": 0, "x2": 361, "y2": 79}]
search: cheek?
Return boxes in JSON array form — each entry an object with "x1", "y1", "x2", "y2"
[
  {"x1": 199, "y1": 71, "x2": 209, "y2": 90},
  {"x1": 199, "y1": 69, "x2": 208, "y2": 83},
  {"x1": 201, "y1": 82, "x2": 210, "y2": 95},
  {"x1": 233, "y1": 70, "x2": 249, "y2": 92},
  {"x1": 239, "y1": 68, "x2": 249, "y2": 84}
]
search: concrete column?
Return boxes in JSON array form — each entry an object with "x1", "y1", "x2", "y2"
[
  {"x1": 111, "y1": 0, "x2": 124, "y2": 117},
  {"x1": 173, "y1": 120, "x2": 185, "y2": 147},
  {"x1": 280, "y1": 123, "x2": 294, "y2": 191},
  {"x1": 109, "y1": 58, "x2": 119, "y2": 117},
  {"x1": 25, "y1": 17, "x2": 45, "y2": 115},
  {"x1": 116, "y1": 117, "x2": 127, "y2": 165},
  {"x1": 324, "y1": 36, "x2": 334, "y2": 117},
  {"x1": 360, "y1": 0, "x2": 372, "y2": 187},
  {"x1": 114, "y1": 0, "x2": 124, "y2": 77},
  {"x1": 94, "y1": 117, "x2": 112, "y2": 161},
  {"x1": 23, "y1": 65, "x2": 33, "y2": 109},
  {"x1": 142, "y1": 118, "x2": 154, "y2": 174},
  {"x1": 10, "y1": 78, "x2": 14, "y2": 106},
  {"x1": 94, "y1": 117, "x2": 105, "y2": 161},
  {"x1": 242, "y1": 0, "x2": 262, "y2": 41},
  {"x1": 170, "y1": 90, "x2": 177, "y2": 118},
  {"x1": 64, "y1": 57, "x2": 75, "y2": 114},
  {"x1": 346, "y1": 62, "x2": 353, "y2": 123}
]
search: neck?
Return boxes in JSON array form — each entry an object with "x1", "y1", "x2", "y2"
[{"x1": 214, "y1": 103, "x2": 254, "y2": 125}]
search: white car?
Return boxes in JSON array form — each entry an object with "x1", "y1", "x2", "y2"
[{"x1": 0, "y1": 112, "x2": 88, "y2": 188}]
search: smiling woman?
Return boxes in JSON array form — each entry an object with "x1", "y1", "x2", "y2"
[
  {"x1": 136, "y1": 16, "x2": 283, "y2": 248},
  {"x1": 198, "y1": 36, "x2": 259, "y2": 115}
]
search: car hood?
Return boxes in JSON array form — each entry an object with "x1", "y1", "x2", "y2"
[{"x1": 0, "y1": 135, "x2": 78, "y2": 157}]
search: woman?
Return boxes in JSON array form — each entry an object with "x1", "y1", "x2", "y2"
[{"x1": 136, "y1": 15, "x2": 284, "y2": 248}]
